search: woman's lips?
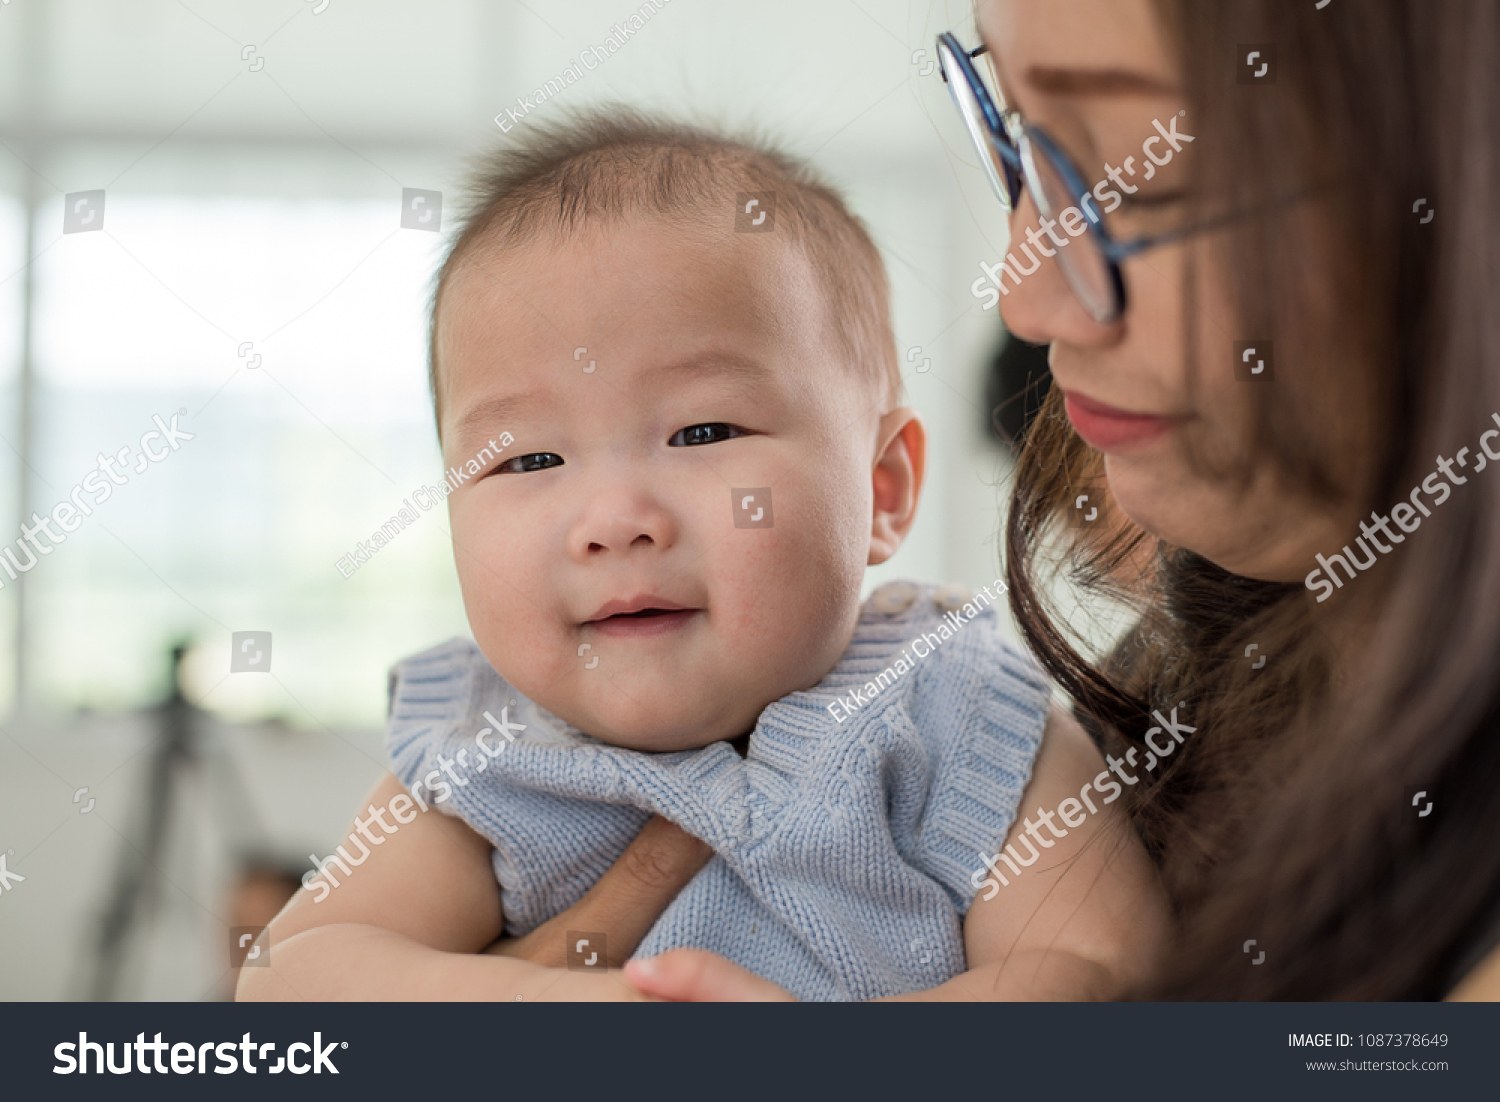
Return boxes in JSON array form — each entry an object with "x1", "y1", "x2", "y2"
[
  {"x1": 586, "y1": 609, "x2": 699, "y2": 639},
  {"x1": 1062, "y1": 390, "x2": 1185, "y2": 452}
]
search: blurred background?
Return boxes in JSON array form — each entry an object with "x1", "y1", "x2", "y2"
[{"x1": 0, "y1": 0, "x2": 1051, "y2": 1000}]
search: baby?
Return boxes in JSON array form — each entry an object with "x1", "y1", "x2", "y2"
[{"x1": 277, "y1": 109, "x2": 1165, "y2": 1003}]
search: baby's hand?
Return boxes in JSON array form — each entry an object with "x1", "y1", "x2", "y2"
[{"x1": 623, "y1": 950, "x2": 797, "y2": 1002}]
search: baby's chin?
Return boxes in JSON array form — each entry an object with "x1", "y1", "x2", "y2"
[{"x1": 537, "y1": 690, "x2": 767, "y2": 753}]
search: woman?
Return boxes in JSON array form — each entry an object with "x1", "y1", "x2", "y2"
[{"x1": 625, "y1": 0, "x2": 1500, "y2": 1001}]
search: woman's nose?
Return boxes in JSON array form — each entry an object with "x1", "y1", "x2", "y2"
[{"x1": 996, "y1": 188, "x2": 1119, "y2": 348}]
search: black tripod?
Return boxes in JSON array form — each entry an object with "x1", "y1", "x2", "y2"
[{"x1": 86, "y1": 641, "x2": 273, "y2": 1001}]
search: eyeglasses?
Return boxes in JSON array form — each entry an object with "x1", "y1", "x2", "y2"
[{"x1": 936, "y1": 31, "x2": 1204, "y2": 324}]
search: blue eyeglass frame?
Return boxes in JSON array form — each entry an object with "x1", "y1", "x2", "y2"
[{"x1": 936, "y1": 31, "x2": 1208, "y2": 324}]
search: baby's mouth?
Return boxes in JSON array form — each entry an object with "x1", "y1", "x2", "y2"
[{"x1": 583, "y1": 597, "x2": 699, "y2": 639}]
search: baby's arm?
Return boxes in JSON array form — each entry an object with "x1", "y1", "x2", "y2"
[
  {"x1": 884, "y1": 703, "x2": 1170, "y2": 1001},
  {"x1": 236, "y1": 773, "x2": 704, "y2": 1001},
  {"x1": 236, "y1": 772, "x2": 556, "y2": 1000}
]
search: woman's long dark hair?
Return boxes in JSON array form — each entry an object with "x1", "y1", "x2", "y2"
[{"x1": 1006, "y1": 0, "x2": 1500, "y2": 999}]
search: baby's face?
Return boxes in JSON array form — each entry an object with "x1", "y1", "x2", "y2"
[{"x1": 436, "y1": 214, "x2": 886, "y2": 751}]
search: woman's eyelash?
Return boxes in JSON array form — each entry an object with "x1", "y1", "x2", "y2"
[
  {"x1": 494, "y1": 452, "x2": 563, "y2": 474},
  {"x1": 669, "y1": 423, "x2": 746, "y2": 447},
  {"x1": 1116, "y1": 188, "x2": 1189, "y2": 209}
]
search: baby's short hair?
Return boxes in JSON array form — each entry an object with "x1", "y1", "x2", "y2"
[{"x1": 427, "y1": 106, "x2": 901, "y2": 431}]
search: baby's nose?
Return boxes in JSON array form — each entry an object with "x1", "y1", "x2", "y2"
[{"x1": 569, "y1": 490, "x2": 677, "y2": 558}]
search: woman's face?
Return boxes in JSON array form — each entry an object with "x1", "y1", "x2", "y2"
[{"x1": 979, "y1": 0, "x2": 1362, "y2": 583}]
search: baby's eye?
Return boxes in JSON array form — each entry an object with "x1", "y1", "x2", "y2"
[
  {"x1": 669, "y1": 423, "x2": 745, "y2": 447},
  {"x1": 495, "y1": 452, "x2": 563, "y2": 474}
]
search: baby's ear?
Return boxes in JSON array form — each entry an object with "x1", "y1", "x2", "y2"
[{"x1": 868, "y1": 408, "x2": 926, "y2": 565}]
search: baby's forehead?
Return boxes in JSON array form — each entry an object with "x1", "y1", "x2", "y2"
[
  {"x1": 453, "y1": 208, "x2": 807, "y2": 293},
  {"x1": 439, "y1": 212, "x2": 837, "y2": 365},
  {"x1": 437, "y1": 274, "x2": 889, "y2": 461},
  {"x1": 434, "y1": 201, "x2": 894, "y2": 435}
]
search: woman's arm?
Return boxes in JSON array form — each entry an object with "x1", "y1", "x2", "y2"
[
  {"x1": 885, "y1": 702, "x2": 1170, "y2": 1001},
  {"x1": 236, "y1": 772, "x2": 711, "y2": 1001}
]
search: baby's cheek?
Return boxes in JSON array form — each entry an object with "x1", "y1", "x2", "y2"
[
  {"x1": 452, "y1": 517, "x2": 554, "y2": 667},
  {"x1": 470, "y1": 594, "x2": 569, "y2": 706},
  {"x1": 714, "y1": 552, "x2": 851, "y2": 688}
]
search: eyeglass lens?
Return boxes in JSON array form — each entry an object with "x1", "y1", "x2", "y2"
[
  {"x1": 1021, "y1": 142, "x2": 1118, "y2": 322},
  {"x1": 938, "y1": 39, "x2": 1020, "y2": 210},
  {"x1": 941, "y1": 35, "x2": 1121, "y2": 323}
]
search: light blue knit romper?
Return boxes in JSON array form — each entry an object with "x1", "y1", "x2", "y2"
[{"x1": 386, "y1": 580, "x2": 1051, "y2": 1001}]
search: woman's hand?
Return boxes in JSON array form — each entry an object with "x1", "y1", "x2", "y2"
[
  {"x1": 623, "y1": 949, "x2": 798, "y2": 1001},
  {"x1": 487, "y1": 817, "x2": 802, "y2": 1001},
  {"x1": 484, "y1": 815, "x2": 714, "y2": 969}
]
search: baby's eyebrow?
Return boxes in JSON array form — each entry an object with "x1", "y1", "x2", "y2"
[{"x1": 450, "y1": 393, "x2": 535, "y2": 452}]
